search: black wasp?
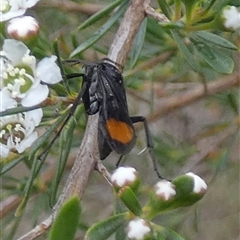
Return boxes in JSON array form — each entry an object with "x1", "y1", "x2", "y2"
[{"x1": 48, "y1": 58, "x2": 162, "y2": 178}]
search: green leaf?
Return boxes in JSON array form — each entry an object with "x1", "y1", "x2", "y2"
[
  {"x1": 118, "y1": 186, "x2": 143, "y2": 216},
  {"x1": 86, "y1": 213, "x2": 126, "y2": 240},
  {"x1": 196, "y1": 43, "x2": 234, "y2": 74},
  {"x1": 157, "y1": 0, "x2": 172, "y2": 19},
  {"x1": 70, "y1": 0, "x2": 128, "y2": 57},
  {"x1": 193, "y1": 31, "x2": 238, "y2": 50},
  {"x1": 129, "y1": 18, "x2": 147, "y2": 68},
  {"x1": 227, "y1": 92, "x2": 238, "y2": 114},
  {"x1": 15, "y1": 155, "x2": 44, "y2": 217},
  {"x1": 78, "y1": 0, "x2": 123, "y2": 30},
  {"x1": 48, "y1": 196, "x2": 81, "y2": 240},
  {"x1": 171, "y1": 30, "x2": 200, "y2": 72},
  {"x1": 209, "y1": 0, "x2": 231, "y2": 13}
]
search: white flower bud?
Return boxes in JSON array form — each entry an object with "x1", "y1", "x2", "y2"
[
  {"x1": 7, "y1": 16, "x2": 39, "y2": 40},
  {"x1": 111, "y1": 167, "x2": 138, "y2": 187},
  {"x1": 155, "y1": 180, "x2": 176, "y2": 201},
  {"x1": 127, "y1": 218, "x2": 151, "y2": 240},
  {"x1": 222, "y1": 6, "x2": 240, "y2": 31}
]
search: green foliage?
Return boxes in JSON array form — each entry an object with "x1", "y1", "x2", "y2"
[
  {"x1": 129, "y1": 18, "x2": 148, "y2": 68},
  {"x1": 86, "y1": 213, "x2": 126, "y2": 240},
  {"x1": 117, "y1": 186, "x2": 143, "y2": 216},
  {"x1": 48, "y1": 196, "x2": 81, "y2": 240}
]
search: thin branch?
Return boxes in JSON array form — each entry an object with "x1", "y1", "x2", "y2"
[
  {"x1": 95, "y1": 160, "x2": 112, "y2": 186},
  {"x1": 149, "y1": 72, "x2": 240, "y2": 122},
  {"x1": 180, "y1": 125, "x2": 237, "y2": 175},
  {"x1": 0, "y1": 195, "x2": 22, "y2": 219},
  {"x1": 144, "y1": 5, "x2": 170, "y2": 22},
  {"x1": 124, "y1": 51, "x2": 174, "y2": 78},
  {"x1": 109, "y1": 0, "x2": 150, "y2": 67}
]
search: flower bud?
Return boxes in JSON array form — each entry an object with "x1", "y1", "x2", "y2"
[
  {"x1": 222, "y1": 6, "x2": 240, "y2": 31},
  {"x1": 172, "y1": 172, "x2": 207, "y2": 207},
  {"x1": 146, "y1": 180, "x2": 176, "y2": 217},
  {"x1": 111, "y1": 167, "x2": 140, "y2": 193},
  {"x1": 7, "y1": 16, "x2": 39, "y2": 42},
  {"x1": 127, "y1": 218, "x2": 152, "y2": 240},
  {"x1": 212, "y1": 6, "x2": 240, "y2": 31},
  {"x1": 154, "y1": 180, "x2": 176, "y2": 201}
]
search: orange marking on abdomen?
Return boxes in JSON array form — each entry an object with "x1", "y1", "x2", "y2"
[{"x1": 106, "y1": 118, "x2": 134, "y2": 144}]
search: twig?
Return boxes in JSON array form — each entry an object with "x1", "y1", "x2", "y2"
[
  {"x1": 144, "y1": 5, "x2": 170, "y2": 22},
  {"x1": 179, "y1": 125, "x2": 237, "y2": 175},
  {"x1": 109, "y1": 0, "x2": 150, "y2": 67},
  {"x1": 124, "y1": 51, "x2": 174, "y2": 78},
  {"x1": 149, "y1": 72, "x2": 240, "y2": 121},
  {"x1": 0, "y1": 195, "x2": 22, "y2": 219},
  {"x1": 95, "y1": 160, "x2": 112, "y2": 186}
]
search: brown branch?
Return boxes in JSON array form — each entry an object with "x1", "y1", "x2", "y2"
[
  {"x1": 180, "y1": 125, "x2": 237, "y2": 175},
  {"x1": 109, "y1": 0, "x2": 150, "y2": 67},
  {"x1": 144, "y1": 5, "x2": 170, "y2": 22},
  {"x1": 149, "y1": 72, "x2": 240, "y2": 122},
  {"x1": 0, "y1": 195, "x2": 22, "y2": 219},
  {"x1": 17, "y1": 0, "x2": 150, "y2": 239},
  {"x1": 124, "y1": 51, "x2": 174, "y2": 77}
]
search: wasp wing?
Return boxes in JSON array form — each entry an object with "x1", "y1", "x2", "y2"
[{"x1": 97, "y1": 62, "x2": 136, "y2": 159}]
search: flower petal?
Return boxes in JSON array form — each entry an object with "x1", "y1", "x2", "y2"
[
  {"x1": 0, "y1": 143, "x2": 10, "y2": 157},
  {"x1": 0, "y1": 88, "x2": 17, "y2": 111},
  {"x1": 3, "y1": 39, "x2": 29, "y2": 64},
  {"x1": 37, "y1": 56, "x2": 62, "y2": 84},
  {"x1": 21, "y1": 84, "x2": 49, "y2": 107},
  {"x1": 25, "y1": 108, "x2": 43, "y2": 126},
  {"x1": 16, "y1": 131, "x2": 38, "y2": 153}
]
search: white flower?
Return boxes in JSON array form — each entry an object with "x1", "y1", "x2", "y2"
[
  {"x1": 0, "y1": 0, "x2": 40, "y2": 22},
  {"x1": 1, "y1": 39, "x2": 62, "y2": 107},
  {"x1": 222, "y1": 6, "x2": 240, "y2": 31},
  {"x1": 111, "y1": 167, "x2": 138, "y2": 187},
  {"x1": 155, "y1": 180, "x2": 176, "y2": 201},
  {"x1": 186, "y1": 172, "x2": 207, "y2": 194},
  {"x1": 127, "y1": 218, "x2": 151, "y2": 240},
  {"x1": 0, "y1": 108, "x2": 43, "y2": 157},
  {"x1": 7, "y1": 16, "x2": 39, "y2": 40}
]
